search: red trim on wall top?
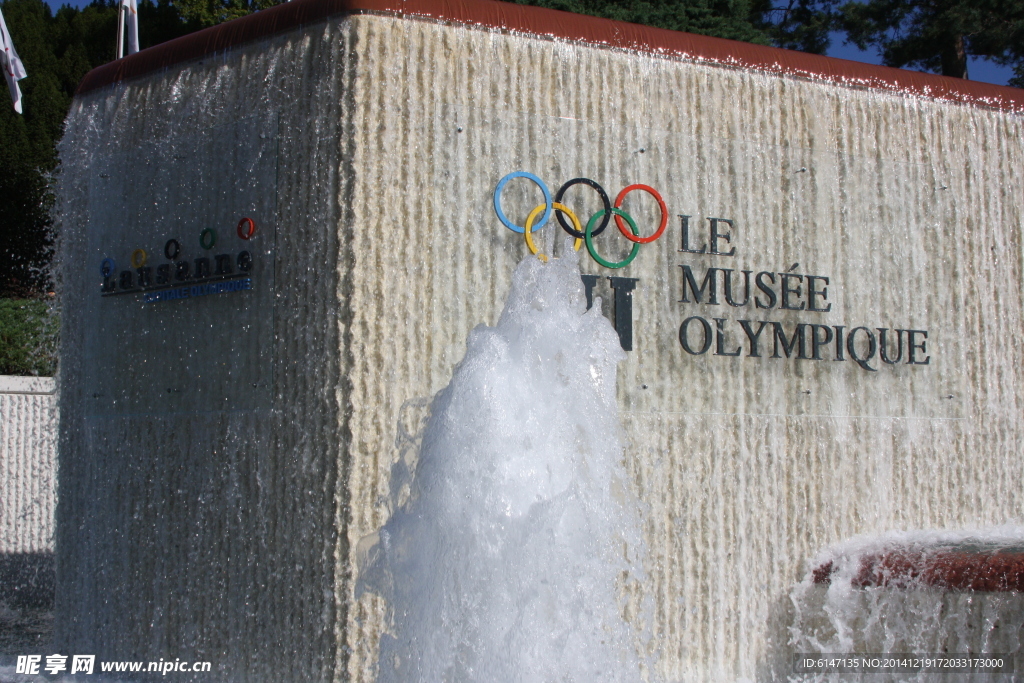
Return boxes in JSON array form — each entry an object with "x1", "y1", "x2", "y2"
[{"x1": 76, "y1": 0, "x2": 1024, "y2": 111}]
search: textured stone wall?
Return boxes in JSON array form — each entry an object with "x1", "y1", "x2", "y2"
[
  {"x1": 339, "y1": 16, "x2": 1024, "y2": 682},
  {"x1": 0, "y1": 376, "x2": 56, "y2": 555}
]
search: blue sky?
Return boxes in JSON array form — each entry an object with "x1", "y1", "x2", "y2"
[
  {"x1": 45, "y1": 0, "x2": 90, "y2": 10},
  {"x1": 41, "y1": 0, "x2": 1017, "y2": 87}
]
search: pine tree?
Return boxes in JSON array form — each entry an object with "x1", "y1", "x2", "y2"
[
  {"x1": 0, "y1": 0, "x2": 64, "y2": 296},
  {"x1": 838, "y1": 0, "x2": 1024, "y2": 82},
  {"x1": 0, "y1": 0, "x2": 206, "y2": 297},
  {"x1": 514, "y1": 0, "x2": 773, "y2": 45}
]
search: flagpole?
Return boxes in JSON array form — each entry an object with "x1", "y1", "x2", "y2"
[{"x1": 116, "y1": 0, "x2": 124, "y2": 59}]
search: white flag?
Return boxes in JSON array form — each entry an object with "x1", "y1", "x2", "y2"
[
  {"x1": 121, "y1": 0, "x2": 139, "y2": 55},
  {"x1": 0, "y1": 7, "x2": 27, "y2": 114}
]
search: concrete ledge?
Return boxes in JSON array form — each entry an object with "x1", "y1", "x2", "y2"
[{"x1": 0, "y1": 377, "x2": 55, "y2": 396}]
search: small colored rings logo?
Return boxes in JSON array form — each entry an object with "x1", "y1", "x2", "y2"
[
  {"x1": 100, "y1": 258, "x2": 116, "y2": 278},
  {"x1": 493, "y1": 172, "x2": 667, "y2": 268},
  {"x1": 200, "y1": 228, "x2": 217, "y2": 250},
  {"x1": 237, "y1": 217, "x2": 256, "y2": 240},
  {"x1": 165, "y1": 239, "x2": 181, "y2": 260}
]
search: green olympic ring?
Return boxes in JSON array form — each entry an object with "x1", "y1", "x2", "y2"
[
  {"x1": 585, "y1": 208, "x2": 640, "y2": 269},
  {"x1": 200, "y1": 228, "x2": 217, "y2": 250}
]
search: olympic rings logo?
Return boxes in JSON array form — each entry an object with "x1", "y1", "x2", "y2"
[{"x1": 493, "y1": 172, "x2": 668, "y2": 268}]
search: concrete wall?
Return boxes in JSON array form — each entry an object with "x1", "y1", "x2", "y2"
[
  {"x1": 0, "y1": 376, "x2": 55, "y2": 555},
  {"x1": 0, "y1": 375, "x2": 57, "y2": 626},
  {"x1": 58, "y1": 9, "x2": 1024, "y2": 683},
  {"x1": 57, "y1": 21, "x2": 355, "y2": 681}
]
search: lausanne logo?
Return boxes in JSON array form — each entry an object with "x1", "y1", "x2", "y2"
[{"x1": 99, "y1": 217, "x2": 257, "y2": 304}]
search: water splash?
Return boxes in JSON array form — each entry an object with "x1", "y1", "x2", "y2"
[
  {"x1": 790, "y1": 526, "x2": 1024, "y2": 681},
  {"x1": 357, "y1": 246, "x2": 649, "y2": 682}
]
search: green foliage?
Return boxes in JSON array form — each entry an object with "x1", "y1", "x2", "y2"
[
  {"x1": 0, "y1": 298, "x2": 58, "y2": 376},
  {"x1": 494, "y1": 0, "x2": 1024, "y2": 81},
  {"x1": 838, "y1": 0, "x2": 1024, "y2": 80},
  {"x1": 0, "y1": 0, "x2": 224, "y2": 299},
  {"x1": 513, "y1": 0, "x2": 773, "y2": 45},
  {"x1": 753, "y1": 0, "x2": 834, "y2": 52},
  {"x1": 0, "y1": 0, "x2": 62, "y2": 297},
  {"x1": 753, "y1": 0, "x2": 1024, "y2": 81},
  {"x1": 173, "y1": 0, "x2": 276, "y2": 28}
]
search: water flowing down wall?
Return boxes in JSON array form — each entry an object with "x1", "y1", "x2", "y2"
[
  {"x1": 790, "y1": 528, "x2": 1024, "y2": 680},
  {"x1": 58, "y1": 2, "x2": 1024, "y2": 680},
  {"x1": 57, "y1": 20, "x2": 357, "y2": 680}
]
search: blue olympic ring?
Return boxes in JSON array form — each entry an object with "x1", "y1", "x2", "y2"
[
  {"x1": 493, "y1": 171, "x2": 552, "y2": 234},
  {"x1": 100, "y1": 258, "x2": 117, "y2": 278}
]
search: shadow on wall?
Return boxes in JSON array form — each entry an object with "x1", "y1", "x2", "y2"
[
  {"x1": 757, "y1": 587, "x2": 798, "y2": 680},
  {"x1": 0, "y1": 552, "x2": 54, "y2": 653}
]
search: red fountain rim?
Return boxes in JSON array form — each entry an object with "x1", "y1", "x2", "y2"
[
  {"x1": 75, "y1": 0, "x2": 1024, "y2": 111},
  {"x1": 813, "y1": 549, "x2": 1024, "y2": 592}
]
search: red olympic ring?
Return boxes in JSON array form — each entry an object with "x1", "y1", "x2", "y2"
[
  {"x1": 237, "y1": 217, "x2": 256, "y2": 240},
  {"x1": 613, "y1": 184, "x2": 668, "y2": 244}
]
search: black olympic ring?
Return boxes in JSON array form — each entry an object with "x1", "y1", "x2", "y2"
[
  {"x1": 554, "y1": 178, "x2": 611, "y2": 239},
  {"x1": 164, "y1": 238, "x2": 181, "y2": 260}
]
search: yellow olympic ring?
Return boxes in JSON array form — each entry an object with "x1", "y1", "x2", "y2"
[
  {"x1": 524, "y1": 202, "x2": 582, "y2": 262},
  {"x1": 131, "y1": 249, "x2": 148, "y2": 269}
]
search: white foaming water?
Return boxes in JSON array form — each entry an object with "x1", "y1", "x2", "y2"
[
  {"x1": 357, "y1": 247, "x2": 648, "y2": 682},
  {"x1": 790, "y1": 526, "x2": 1024, "y2": 681}
]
